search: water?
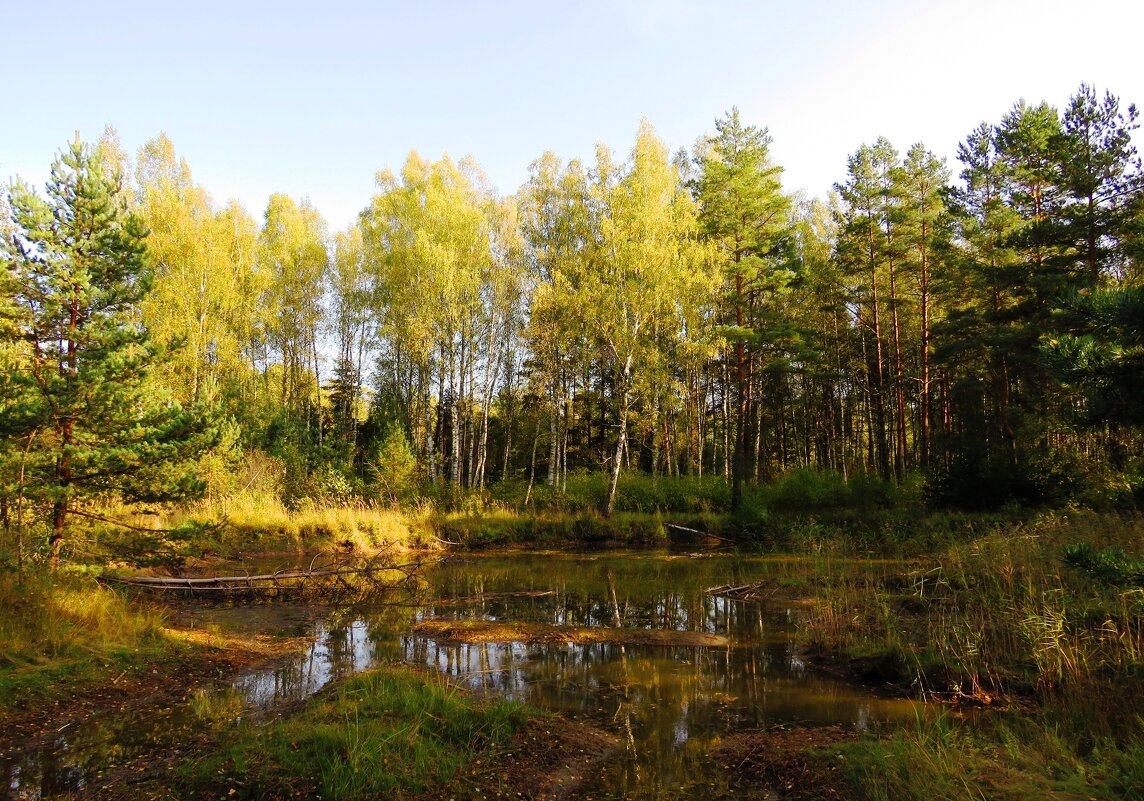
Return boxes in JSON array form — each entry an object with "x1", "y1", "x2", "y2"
[{"x1": 3, "y1": 552, "x2": 921, "y2": 799}]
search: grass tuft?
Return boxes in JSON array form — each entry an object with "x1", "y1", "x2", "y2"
[
  {"x1": 0, "y1": 571, "x2": 169, "y2": 705},
  {"x1": 182, "y1": 666, "x2": 532, "y2": 800}
]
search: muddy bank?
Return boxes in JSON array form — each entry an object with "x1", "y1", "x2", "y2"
[
  {"x1": 0, "y1": 625, "x2": 311, "y2": 760},
  {"x1": 715, "y1": 724, "x2": 861, "y2": 800},
  {"x1": 414, "y1": 619, "x2": 732, "y2": 647},
  {"x1": 428, "y1": 716, "x2": 620, "y2": 801}
]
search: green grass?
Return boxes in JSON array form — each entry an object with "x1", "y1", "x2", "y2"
[
  {"x1": 0, "y1": 571, "x2": 172, "y2": 707},
  {"x1": 75, "y1": 468, "x2": 1036, "y2": 560},
  {"x1": 483, "y1": 471, "x2": 732, "y2": 515},
  {"x1": 435, "y1": 508, "x2": 730, "y2": 549},
  {"x1": 181, "y1": 666, "x2": 533, "y2": 800},
  {"x1": 833, "y1": 706, "x2": 1144, "y2": 801},
  {"x1": 794, "y1": 510, "x2": 1144, "y2": 701}
]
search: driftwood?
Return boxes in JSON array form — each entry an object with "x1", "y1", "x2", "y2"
[
  {"x1": 665, "y1": 523, "x2": 736, "y2": 544},
  {"x1": 99, "y1": 555, "x2": 437, "y2": 601},
  {"x1": 705, "y1": 581, "x2": 778, "y2": 602}
]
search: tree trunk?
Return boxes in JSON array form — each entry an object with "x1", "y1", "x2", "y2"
[
  {"x1": 524, "y1": 419, "x2": 542, "y2": 506},
  {"x1": 887, "y1": 255, "x2": 908, "y2": 480},
  {"x1": 868, "y1": 274, "x2": 891, "y2": 479},
  {"x1": 918, "y1": 239, "x2": 931, "y2": 469},
  {"x1": 547, "y1": 381, "x2": 559, "y2": 487},
  {"x1": 605, "y1": 360, "x2": 633, "y2": 518}
]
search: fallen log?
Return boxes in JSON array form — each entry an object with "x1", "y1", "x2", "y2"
[
  {"x1": 99, "y1": 557, "x2": 438, "y2": 600},
  {"x1": 665, "y1": 523, "x2": 736, "y2": 544},
  {"x1": 705, "y1": 581, "x2": 778, "y2": 601}
]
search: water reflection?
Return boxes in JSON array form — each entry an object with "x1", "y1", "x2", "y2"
[{"x1": 3, "y1": 552, "x2": 919, "y2": 800}]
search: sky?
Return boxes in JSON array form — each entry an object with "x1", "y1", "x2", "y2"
[{"x1": 4, "y1": 0, "x2": 1143, "y2": 232}]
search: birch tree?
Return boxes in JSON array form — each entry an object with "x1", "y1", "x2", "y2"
[{"x1": 587, "y1": 121, "x2": 710, "y2": 515}]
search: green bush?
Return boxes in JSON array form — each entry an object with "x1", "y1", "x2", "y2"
[
  {"x1": 483, "y1": 471, "x2": 730, "y2": 515},
  {"x1": 736, "y1": 468, "x2": 901, "y2": 519}
]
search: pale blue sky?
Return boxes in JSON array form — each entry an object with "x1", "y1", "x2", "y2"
[{"x1": 4, "y1": 0, "x2": 1142, "y2": 230}]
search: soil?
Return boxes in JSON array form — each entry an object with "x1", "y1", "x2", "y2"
[
  {"x1": 438, "y1": 717, "x2": 621, "y2": 801},
  {"x1": 0, "y1": 625, "x2": 312, "y2": 760},
  {"x1": 715, "y1": 724, "x2": 862, "y2": 800},
  {"x1": 414, "y1": 619, "x2": 732, "y2": 648}
]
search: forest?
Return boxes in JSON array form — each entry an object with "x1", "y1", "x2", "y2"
[
  {"x1": 2, "y1": 83, "x2": 1144, "y2": 801},
  {"x1": 3, "y1": 82, "x2": 1143, "y2": 564}
]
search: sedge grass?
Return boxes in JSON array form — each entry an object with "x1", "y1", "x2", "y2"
[
  {"x1": 834, "y1": 706, "x2": 1144, "y2": 801},
  {"x1": 0, "y1": 571, "x2": 170, "y2": 706},
  {"x1": 182, "y1": 665, "x2": 532, "y2": 800},
  {"x1": 797, "y1": 512, "x2": 1144, "y2": 700}
]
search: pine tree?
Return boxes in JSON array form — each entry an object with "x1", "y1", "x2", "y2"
[
  {"x1": 835, "y1": 142, "x2": 895, "y2": 479},
  {"x1": 1057, "y1": 85, "x2": 1142, "y2": 286},
  {"x1": 2, "y1": 138, "x2": 215, "y2": 568},
  {"x1": 898, "y1": 144, "x2": 953, "y2": 469},
  {"x1": 694, "y1": 108, "x2": 793, "y2": 507}
]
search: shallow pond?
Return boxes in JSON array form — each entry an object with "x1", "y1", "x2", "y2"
[{"x1": 4, "y1": 551, "x2": 923, "y2": 800}]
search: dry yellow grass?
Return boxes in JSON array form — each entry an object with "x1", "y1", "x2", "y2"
[{"x1": 150, "y1": 493, "x2": 439, "y2": 552}]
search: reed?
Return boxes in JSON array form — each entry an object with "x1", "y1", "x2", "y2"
[{"x1": 798, "y1": 512, "x2": 1144, "y2": 700}]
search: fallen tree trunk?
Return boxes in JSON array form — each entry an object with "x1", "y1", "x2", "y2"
[
  {"x1": 665, "y1": 523, "x2": 736, "y2": 544},
  {"x1": 99, "y1": 557, "x2": 438, "y2": 601},
  {"x1": 705, "y1": 581, "x2": 778, "y2": 601}
]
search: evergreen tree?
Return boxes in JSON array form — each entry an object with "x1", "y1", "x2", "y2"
[
  {"x1": 2, "y1": 138, "x2": 215, "y2": 567},
  {"x1": 1058, "y1": 85, "x2": 1142, "y2": 286},
  {"x1": 835, "y1": 140, "x2": 897, "y2": 479},
  {"x1": 898, "y1": 143, "x2": 953, "y2": 469},
  {"x1": 1044, "y1": 286, "x2": 1144, "y2": 428},
  {"x1": 694, "y1": 108, "x2": 793, "y2": 508}
]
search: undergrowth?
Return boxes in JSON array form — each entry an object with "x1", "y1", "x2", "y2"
[{"x1": 797, "y1": 511, "x2": 1144, "y2": 703}]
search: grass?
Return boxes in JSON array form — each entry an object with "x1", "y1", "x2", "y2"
[
  {"x1": 0, "y1": 570, "x2": 171, "y2": 706},
  {"x1": 160, "y1": 495, "x2": 720, "y2": 555},
  {"x1": 181, "y1": 665, "x2": 533, "y2": 800},
  {"x1": 72, "y1": 468, "x2": 1029, "y2": 560},
  {"x1": 135, "y1": 492, "x2": 440, "y2": 556},
  {"x1": 795, "y1": 512, "x2": 1144, "y2": 700},
  {"x1": 770, "y1": 510, "x2": 1144, "y2": 800},
  {"x1": 831, "y1": 707, "x2": 1144, "y2": 801},
  {"x1": 484, "y1": 471, "x2": 733, "y2": 515},
  {"x1": 435, "y1": 508, "x2": 718, "y2": 549}
]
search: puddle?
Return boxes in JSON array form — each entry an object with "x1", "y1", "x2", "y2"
[{"x1": 3, "y1": 552, "x2": 921, "y2": 800}]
